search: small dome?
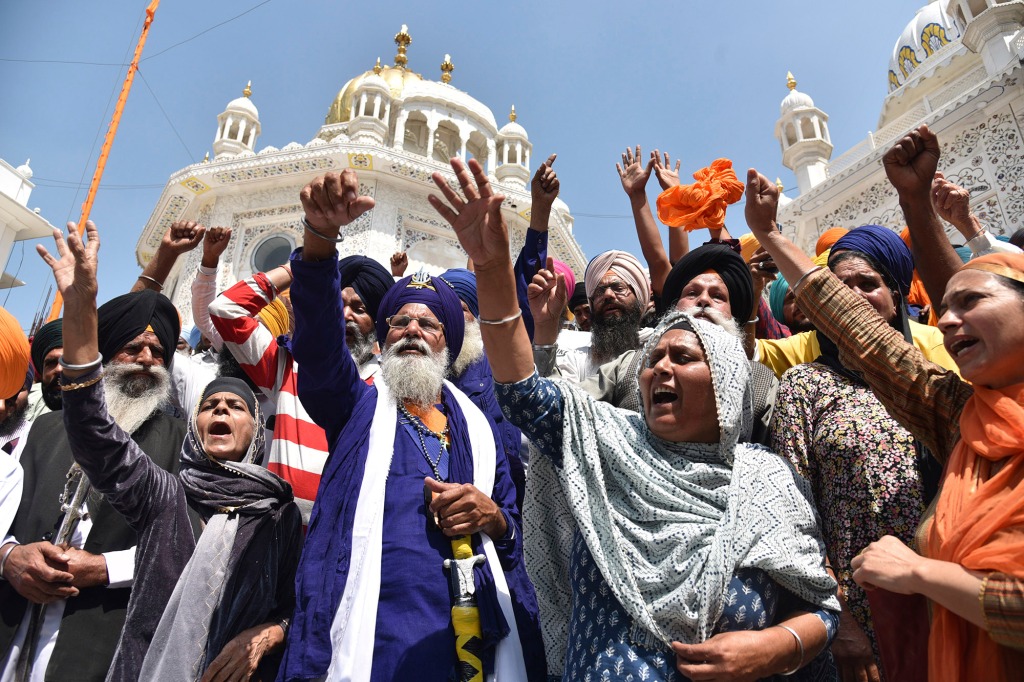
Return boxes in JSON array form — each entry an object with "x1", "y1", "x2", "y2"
[
  {"x1": 780, "y1": 73, "x2": 814, "y2": 114},
  {"x1": 887, "y1": 2, "x2": 961, "y2": 92},
  {"x1": 225, "y1": 95, "x2": 258, "y2": 118},
  {"x1": 498, "y1": 106, "x2": 527, "y2": 139},
  {"x1": 325, "y1": 65, "x2": 424, "y2": 125},
  {"x1": 15, "y1": 159, "x2": 32, "y2": 180}
]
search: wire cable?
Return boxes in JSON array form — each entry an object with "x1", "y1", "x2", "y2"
[
  {"x1": 141, "y1": 0, "x2": 274, "y2": 61},
  {"x1": 137, "y1": 69, "x2": 196, "y2": 163}
]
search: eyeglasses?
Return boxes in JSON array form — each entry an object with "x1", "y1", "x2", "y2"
[
  {"x1": 386, "y1": 314, "x2": 445, "y2": 336},
  {"x1": 592, "y1": 281, "x2": 634, "y2": 300}
]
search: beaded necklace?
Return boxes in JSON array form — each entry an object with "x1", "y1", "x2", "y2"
[{"x1": 399, "y1": 401, "x2": 450, "y2": 481}]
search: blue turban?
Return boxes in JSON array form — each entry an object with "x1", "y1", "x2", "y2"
[
  {"x1": 376, "y1": 273, "x2": 465, "y2": 362},
  {"x1": 768, "y1": 275, "x2": 790, "y2": 325},
  {"x1": 338, "y1": 255, "x2": 393, "y2": 322},
  {"x1": 186, "y1": 325, "x2": 203, "y2": 349},
  {"x1": 831, "y1": 225, "x2": 913, "y2": 296},
  {"x1": 439, "y1": 268, "x2": 478, "y2": 318},
  {"x1": 954, "y1": 246, "x2": 973, "y2": 263}
]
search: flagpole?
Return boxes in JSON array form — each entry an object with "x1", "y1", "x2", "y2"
[{"x1": 47, "y1": 0, "x2": 161, "y2": 322}]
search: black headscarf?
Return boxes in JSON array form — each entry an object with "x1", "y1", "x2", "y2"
[
  {"x1": 568, "y1": 282, "x2": 588, "y2": 311},
  {"x1": 96, "y1": 290, "x2": 179, "y2": 365},
  {"x1": 338, "y1": 255, "x2": 393, "y2": 322},
  {"x1": 31, "y1": 318, "x2": 63, "y2": 374},
  {"x1": 660, "y1": 244, "x2": 754, "y2": 324}
]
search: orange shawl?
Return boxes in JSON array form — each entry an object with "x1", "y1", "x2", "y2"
[{"x1": 927, "y1": 254, "x2": 1024, "y2": 681}]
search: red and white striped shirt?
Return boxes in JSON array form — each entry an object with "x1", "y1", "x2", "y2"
[{"x1": 209, "y1": 273, "x2": 378, "y2": 523}]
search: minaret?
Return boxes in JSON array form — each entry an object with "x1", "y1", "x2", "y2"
[
  {"x1": 348, "y1": 57, "x2": 392, "y2": 144},
  {"x1": 774, "y1": 73, "x2": 833, "y2": 195},
  {"x1": 947, "y1": 0, "x2": 1024, "y2": 77},
  {"x1": 495, "y1": 106, "x2": 531, "y2": 187},
  {"x1": 212, "y1": 81, "x2": 261, "y2": 159}
]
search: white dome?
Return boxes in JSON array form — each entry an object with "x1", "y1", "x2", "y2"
[
  {"x1": 15, "y1": 159, "x2": 32, "y2": 180},
  {"x1": 225, "y1": 95, "x2": 259, "y2": 119},
  {"x1": 498, "y1": 120, "x2": 528, "y2": 139},
  {"x1": 887, "y1": 2, "x2": 961, "y2": 92},
  {"x1": 780, "y1": 88, "x2": 814, "y2": 114},
  {"x1": 401, "y1": 80, "x2": 499, "y2": 131}
]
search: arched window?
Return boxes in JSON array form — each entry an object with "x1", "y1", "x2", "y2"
[{"x1": 252, "y1": 235, "x2": 293, "y2": 274}]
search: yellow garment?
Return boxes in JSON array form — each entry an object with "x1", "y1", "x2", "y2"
[
  {"x1": 738, "y1": 233, "x2": 760, "y2": 263},
  {"x1": 757, "y1": 320, "x2": 959, "y2": 379},
  {"x1": 256, "y1": 296, "x2": 291, "y2": 339},
  {"x1": 0, "y1": 306, "x2": 29, "y2": 397}
]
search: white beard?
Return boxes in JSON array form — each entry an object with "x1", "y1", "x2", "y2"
[
  {"x1": 678, "y1": 306, "x2": 744, "y2": 342},
  {"x1": 102, "y1": 362, "x2": 172, "y2": 434},
  {"x1": 380, "y1": 338, "x2": 449, "y2": 408},
  {"x1": 451, "y1": 318, "x2": 484, "y2": 376},
  {"x1": 347, "y1": 322, "x2": 377, "y2": 367}
]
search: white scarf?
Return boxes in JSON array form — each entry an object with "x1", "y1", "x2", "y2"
[{"x1": 325, "y1": 378, "x2": 526, "y2": 681}]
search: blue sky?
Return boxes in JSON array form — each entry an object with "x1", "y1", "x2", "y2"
[{"x1": 0, "y1": 0, "x2": 921, "y2": 330}]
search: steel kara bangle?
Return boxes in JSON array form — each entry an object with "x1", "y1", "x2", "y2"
[
  {"x1": 776, "y1": 624, "x2": 804, "y2": 675},
  {"x1": 478, "y1": 309, "x2": 523, "y2": 326},
  {"x1": 59, "y1": 355, "x2": 103, "y2": 371},
  {"x1": 301, "y1": 217, "x2": 345, "y2": 243}
]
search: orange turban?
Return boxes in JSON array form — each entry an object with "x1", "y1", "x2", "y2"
[
  {"x1": 656, "y1": 159, "x2": 744, "y2": 232},
  {"x1": 815, "y1": 227, "x2": 848, "y2": 256},
  {"x1": 0, "y1": 306, "x2": 30, "y2": 398},
  {"x1": 900, "y1": 227, "x2": 937, "y2": 324},
  {"x1": 738, "y1": 233, "x2": 761, "y2": 263},
  {"x1": 257, "y1": 296, "x2": 291, "y2": 339}
]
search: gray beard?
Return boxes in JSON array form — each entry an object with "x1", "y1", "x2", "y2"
[
  {"x1": 347, "y1": 323, "x2": 376, "y2": 367},
  {"x1": 380, "y1": 338, "x2": 449, "y2": 408},
  {"x1": 677, "y1": 306, "x2": 744, "y2": 342},
  {"x1": 102, "y1": 362, "x2": 171, "y2": 434},
  {"x1": 590, "y1": 304, "x2": 643, "y2": 365},
  {"x1": 451, "y1": 318, "x2": 484, "y2": 376}
]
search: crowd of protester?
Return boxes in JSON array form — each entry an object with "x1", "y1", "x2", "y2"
[{"x1": 0, "y1": 122, "x2": 1023, "y2": 681}]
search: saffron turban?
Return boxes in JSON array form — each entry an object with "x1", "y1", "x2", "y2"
[
  {"x1": 831, "y1": 225, "x2": 913, "y2": 296},
  {"x1": 31, "y1": 318, "x2": 63, "y2": 376},
  {"x1": 584, "y1": 250, "x2": 651, "y2": 305},
  {"x1": 656, "y1": 159, "x2": 744, "y2": 232},
  {"x1": 568, "y1": 282, "x2": 588, "y2": 311},
  {"x1": 439, "y1": 268, "x2": 478, "y2": 318},
  {"x1": 257, "y1": 297, "x2": 291, "y2": 339},
  {"x1": 338, "y1": 255, "x2": 393, "y2": 323},
  {"x1": 962, "y1": 252, "x2": 1024, "y2": 285},
  {"x1": 738, "y1": 233, "x2": 761, "y2": 263},
  {"x1": 550, "y1": 258, "x2": 576, "y2": 295},
  {"x1": 96, "y1": 289, "x2": 179, "y2": 366},
  {"x1": 661, "y1": 243, "x2": 754, "y2": 325},
  {"x1": 815, "y1": 227, "x2": 848, "y2": 256},
  {"x1": 900, "y1": 228, "x2": 934, "y2": 311},
  {"x1": 0, "y1": 306, "x2": 30, "y2": 398},
  {"x1": 375, "y1": 273, "x2": 465, "y2": 362}
]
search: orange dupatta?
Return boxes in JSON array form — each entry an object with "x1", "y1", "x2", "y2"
[{"x1": 927, "y1": 380, "x2": 1024, "y2": 681}]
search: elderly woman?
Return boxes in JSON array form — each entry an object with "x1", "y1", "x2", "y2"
[
  {"x1": 37, "y1": 222, "x2": 301, "y2": 682},
  {"x1": 428, "y1": 157, "x2": 840, "y2": 681},
  {"x1": 746, "y1": 142, "x2": 1024, "y2": 681},
  {"x1": 771, "y1": 225, "x2": 934, "y2": 682}
]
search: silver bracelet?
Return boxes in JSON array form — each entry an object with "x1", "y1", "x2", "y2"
[
  {"x1": 478, "y1": 309, "x2": 523, "y2": 326},
  {"x1": 532, "y1": 343, "x2": 557, "y2": 351},
  {"x1": 792, "y1": 265, "x2": 824, "y2": 293},
  {"x1": 301, "y1": 216, "x2": 345, "y2": 243},
  {"x1": 59, "y1": 354, "x2": 104, "y2": 371},
  {"x1": 0, "y1": 542, "x2": 19, "y2": 580},
  {"x1": 776, "y1": 624, "x2": 804, "y2": 676},
  {"x1": 137, "y1": 274, "x2": 163, "y2": 290},
  {"x1": 747, "y1": 316, "x2": 759, "y2": 325}
]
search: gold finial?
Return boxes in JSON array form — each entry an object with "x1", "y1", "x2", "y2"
[
  {"x1": 243, "y1": 80, "x2": 252, "y2": 97},
  {"x1": 440, "y1": 54, "x2": 454, "y2": 84},
  {"x1": 373, "y1": 57, "x2": 382, "y2": 75},
  {"x1": 394, "y1": 24, "x2": 412, "y2": 68},
  {"x1": 786, "y1": 72, "x2": 797, "y2": 91},
  {"x1": 203, "y1": 151, "x2": 210, "y2": 163},
  {"x1": 775, "y1": 177, "x2": 784, "y2": 192},
  {"x1": 509, "y1": 105, "x2": 517, "y2": 123}
]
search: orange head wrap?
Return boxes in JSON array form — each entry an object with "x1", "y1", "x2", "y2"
[
  {"x1": 962, "y1": 252, "x2": 1024, "y2": 286},
  {"x1": 815, "y1": 227, "x2": 848, "y2": 256},
  {"x1": 0, "y1": 307, "x2": 30, "y2": 398},
  {"x1": 899, "y1": 227, "x2": 934, "y2": 320},
  {"x1": 656, "y1": 159, "x2": 744, "y2": 232},
  {"x1": 738, "y1": 233, "x2": 761, "y2": 263}
]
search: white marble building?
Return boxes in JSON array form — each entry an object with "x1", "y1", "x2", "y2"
[
  {"x1": 775, "y1": 0, "x2": 1024, "y2": 252},
  {"x1": 0, "y1": 159, "x2": 55, "y2": 289},
  {"x1": 135, "y1": 26, "x2": 586, "y2": 323}
]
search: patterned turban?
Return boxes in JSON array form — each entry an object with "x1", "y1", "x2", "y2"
[
  {"x1": 96, "y1": 290, "x2": 179, "y2": 366},
  {"x1": 661, "y1": 243, "x2": 754, "y2": 325},
  {"x1": 376, "y1": 273, "x2": 465, "y2": 362},
  {"x1": 831, "y1": 225, "x2": 913, "y2": 296},
  {"x1": 0, "y1": 306, "x2": 30, "y2": 398},
  {"x1": 338, "y1": 255, "x2": 393, "y2": 322},
  {"x1": 31, "y1": 318, "x2": 63, "y2": 376},
  {"x1": 584, "y1": 250, "x2": 651, "y2": 304},
  {"x1": 815, "y1": 227, "x2": 848, "y2": 257},
  {"x1": 439, "y1": 268, "x2": 478, "y2": 318}
]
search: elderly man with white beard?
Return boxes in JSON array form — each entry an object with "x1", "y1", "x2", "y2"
[
  {"x1": 276, "y1": 169, "x2": 544, "y2": 682},
  {"x1": 0, "y1": 286, "x2": 189, "y2": 682}
]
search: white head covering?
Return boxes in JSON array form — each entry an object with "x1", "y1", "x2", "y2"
[{"x1": 583, "y1": 250, "x2": 651, "y2": 304}]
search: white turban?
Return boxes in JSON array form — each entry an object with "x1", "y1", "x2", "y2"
[{"x1": 583, "y1": 250, "x2": 651, "y2": 304}]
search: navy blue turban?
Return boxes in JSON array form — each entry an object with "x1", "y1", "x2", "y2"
[
  {"x1": 830, "y1": 225, "x2": 913, "y2": 296},
  {"x1": 375, "y1": 273, "x2": 465, "y2": 362},
  {"x1": 439, "y1": 268, "x2": 478, "y2": 318},
  {"x1": 338, "y1": 255, "x2": 393, "y2": 323},
  {"x1": 96, "y1": 290, "x2": 179, "y2": 366}
]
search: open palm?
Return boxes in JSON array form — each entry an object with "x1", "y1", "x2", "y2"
[
  {"x1": 37, "y1": 221, "x2": 100, "y2": 306},
  {"x1": 429, "y1": 157, "x2": 509, "y2": 271}
]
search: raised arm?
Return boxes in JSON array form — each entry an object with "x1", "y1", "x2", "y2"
[
  {"x1": 513, "y1": 153, "x2": 558, "y2": 340},
  {"x1": 652, "y1": 150, "x2": 689, "y2": 265},
  {"x1": 192, "y1": 226, "x2": 233, "y2": 351},
  {"x1": 132, "y1": 221, "x2": 205, "y2": 294},
  {"x1": 617, "y1": 146, "x2": 671, "y2": 296},
  {"x1": 429, "y1": 158, "x2": 537, "y2": 384},
  {"x1": 883, "y1": 125, "x2": 963, "y2": 306}
]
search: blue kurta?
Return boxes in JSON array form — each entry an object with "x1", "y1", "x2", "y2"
[{"x1": 280, "y1": 250, "x2": 544, "y2": 681}]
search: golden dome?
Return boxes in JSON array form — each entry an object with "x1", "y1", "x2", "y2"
[{"x1": 325, "y1": 65, "x2": 424, "y2": 124}]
